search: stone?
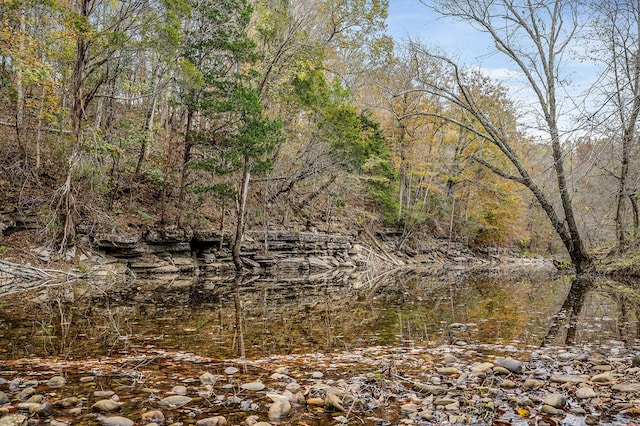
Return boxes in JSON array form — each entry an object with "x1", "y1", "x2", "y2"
[
  {"x1": 523, "y1": 379, "x2": 544, "y2": 390},
  {"x1": 492, "y1": 366, "x2": 511, "y2": 375},
  {"x1": 494, "y1": 357, "x2": 524, "y2": 374},
  {"x1": 141, "y1": 410, "x2": 165, "y2": 424},
  {"x1": 541, "y1": 404, "x2": 561, "y2": 415},
  {"x1": 310, "y1": 372, "x2": 323, "y2": 379},
  {"x1": 400, "y1": 403, "x2": 419, "y2": 414},
  {"x1": 224, "y1": 367, "x2": 239, "y2": 375},
  {"x1": 437, "y1": 367, "x2": 459, "y2": 375},
  {"x1": 26, "y1": 394, "x2": 43, "y2": 403},
  {"x1": 54, "y1": 397, "x2": 79, "y2": 408},
  {"x1": 171, "y1": 385, "x2": 188, "y2": 395},
  {"x1": 434, "y1": 398, "x2": 458, "y2": 406},
  {"x1": 442, "y1": 354, "x2": 459, "y2": 363},
  {"x1": 585, "y1": 414, "x2": 599, "y2": 425},
  {"x1": 34, "y1": 401, "x2": 54, "y2": 417},
  {"x1": 633, "y1": 354, "x2": 640, "y2": 367},
  {"x1": 241, "y1": 382, "x2": 265, "y2": 391},
  {"x1": 613, "y1": 383, "x2": 640, "y2": 392},
  {"x1": 200, "y1": 372, "x2": 219, "y2": 385},
  {"x1": 92, "y1": 399, "x2": 124, "y2": 412},
  {"x1": 94, "y1": 391, "x2": 115, "y2": 397},
  {"x1": 470, "y1": 362, "x2": 494, "y2": 374},
  {"x1": 591, "y1": 372, "x2": 613, "y2": 384},
  {"x1": 550, "y1": 374, "x2": 588, "y2": 384},
  {"x1": 159, "y1": 395, "x2": 192, "y2": 408},
  {"x1": 543, "y1": 393, "x2": 568, "y2": 408},
  {"x1": 0, "y1": 391, "x2": 8, "y2": 404},
  {"x1": 16, "y1": 403, "x2": 40, "y2": 411},
  {"x1": 46, "y1": 376, "x2": 66, "y2": 388},
  {"x1": 97, "y1": 416, "x2": 134, "y2": 426},
  {"x1": 576, "y1": 387, "x2": 597, "y2": 399},
  {"x1": 268, "y1": 399, "x2": 291, "y2": 420},
  {"x1": 0, "y1": 414, "x2": 28, "y2": 426},
  {"x1": 196, "y1": 416, "x2": 227, "y2": 426},
  {"x1": 325, "y1": 392, "x2": 345, "y2": 412},
  {"x1": 413, "y1": 382, "x2": 445, "y2": 395},
  {"x1": 17, "y1": 387, "x2": 36, "y2": 401},
  {"x1": 501, "y1": 379, "x2": 516, "y2": 389},
  {"x1": 307, "y1": 397, "x2": 324, "y2": 406}
]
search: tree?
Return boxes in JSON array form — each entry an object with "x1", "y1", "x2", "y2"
[
  {"x1": 588, "y1": 0, "x2": 640, "y2": 247},
  {"x1": 416, "y1": 0, "x2": 592, "y2": 273}
]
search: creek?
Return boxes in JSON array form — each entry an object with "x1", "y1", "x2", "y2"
[{"x1": 0, "y1": 264, "x2": 636, "y2": 361}]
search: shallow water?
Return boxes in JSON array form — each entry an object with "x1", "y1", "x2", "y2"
[{"x1": 0, "y1": 265, "x2": 638, "y2": 360}]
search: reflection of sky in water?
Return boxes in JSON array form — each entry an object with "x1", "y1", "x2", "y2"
[{"x1": 0, "y1": 266, "x2": 638, "y2": 360}]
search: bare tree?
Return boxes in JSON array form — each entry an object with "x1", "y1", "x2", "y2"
[
  {"x1": 414, "y1": 0, "x2": 592, "y2": 273},
  {"x1": 588, "y1": 0, "x2": 640, "y2": 247}
]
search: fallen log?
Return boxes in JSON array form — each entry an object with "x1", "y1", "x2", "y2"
[{"x1": 0, "y1": 259, "x2": 52, "y2": 279}]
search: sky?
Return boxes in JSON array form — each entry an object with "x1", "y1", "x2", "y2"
[{"x1": 384, "y1": 0, "x2": 600, "y2": 138}]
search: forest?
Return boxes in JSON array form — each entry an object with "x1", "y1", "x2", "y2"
[{"x1": 1, "y1": 0, "x2": 639, "y2": 273}]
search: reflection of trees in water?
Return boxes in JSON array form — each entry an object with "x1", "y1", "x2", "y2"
[
  {"x1": 542, "y1": 277, "x2": 591, "y2": 346},
  {"x1": 542, "y1": 276, "x2": 640, "y2": 347}
]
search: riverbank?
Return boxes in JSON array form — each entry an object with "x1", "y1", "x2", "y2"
[{"x1": 1, "y1": 342, "x2": 639, "y2": 426}]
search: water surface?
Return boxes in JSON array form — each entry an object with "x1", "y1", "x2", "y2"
[{"x1": 0, "y1": 265, "x2": 637, "y2": 360}]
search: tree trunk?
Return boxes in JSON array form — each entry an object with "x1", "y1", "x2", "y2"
[{"x1": 232, "y1": 162, "x2": 251, "y2": 271}]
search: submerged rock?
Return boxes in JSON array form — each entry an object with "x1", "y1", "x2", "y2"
[
  {"x1": 97, "y1": 415, "x2": 134, "y2": 426},
  {"x1": 92, "y1": 400, "x2": 123, "y2": 412}
]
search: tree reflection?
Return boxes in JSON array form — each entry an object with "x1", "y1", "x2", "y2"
[{"x1": 542, "y1": 276, "x2": 592, "y2": 346}]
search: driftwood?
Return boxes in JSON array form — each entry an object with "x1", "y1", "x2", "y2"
[
  {"x1": 0, "y1": 259, "x2": 82, "y2": 296},
  {"x1": 0, "y1": 259, "x2": 54, "y2": 280}
]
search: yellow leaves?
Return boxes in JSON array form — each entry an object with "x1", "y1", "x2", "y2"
[{"x1": 516, "y1": 406, "x2": 529, "y2": 417}]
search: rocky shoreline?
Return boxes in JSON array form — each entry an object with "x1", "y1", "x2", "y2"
[{"x1": 1, "y1": 343, "x2": 640, "y2": 425}]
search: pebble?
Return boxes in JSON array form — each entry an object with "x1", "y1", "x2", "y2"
[
  {"x1": 543, "y1": 393, "x2": 568, "y2": 408},
  {"x1": 97, "y1": 415, "x2": 134, "y2": 426},
  {"x1": 495, "y1": 357, "x2": 524, "y2": 374},
  {"x1": 0, "y1": 391, "x2": 8, "y2": 404},
  {"x1": 34, "y1": 401, "x2": 54, "y2": 417},
  {"x1": 171, "y1": 385, "x2": 188, "y2": 395},
  {"x1": 195, "y1": 416, "x2": 228, "y2": 426},
  {"x1": 54, "y1": 396, "x2": 79, "y2": 408},
  {"x1": 541, "y1": 404, "x2": 561, "y2": 415},
  {"x1": 241, "y1": 382, "x2": 265, "y2": 391},
  {"x1": 501, "y1": 379, "x2": 516, "y2": 389},
  {"x1": 436, "y1": 367, "x2": 458, "y2": 375},
  {"x1": 0, "y1": 414, "x2": 28, "y2": 426},
  {"x1": 401, "y1": 403, "x2": 419, "y2": 414},
  {"x1": 17, "y1": 387, "x2": 35, "y2": 401},
  {"x1": 46, "y1": 376, "x2": 66, "y2": 388},
  {"x1": 470, "y1": 362, "x2": 493, "y2": 373},
  {"x1": 268, "y1": 399, "x2": 291, "y2": 420},
  {"x1": 141, "y1": 410, "x2": 165, "y2": 424},
  {"x1": 576, "y1": 386, "x2": 597, "y2": 399},
  {"x1": 632, "y1": 354, "x2": 640, "y2": 367},
  {"x1": 224, "y1": 367, "x2": 239, "y2": 375},
  {"x1": 523, "y1": 379, "x2": 544, "y2": 389},
  {"x1": 310, "y1": 371, "x2": 323, "y2": 379},
  {"x1": 324, "y1": 392, "x2": 345, "y2": 411},
  {"x1": 591, "y1": 372, "x2": 613, "y2": 383},
  {"x1": 200, "y1": 372, "x2": 219, "y2": 385},
  {"x1": 550, "y1": 373, "x2": 588, "y2": 383},
  {"x1": 159, "y1": 395, "x2": 192, "y2": 408},
  {"x1": 92, "y1": 399, "x2": 123, "y2": 412},
  {"x1": 613, "y1": 383, "x2": 640, "y2": 392}
]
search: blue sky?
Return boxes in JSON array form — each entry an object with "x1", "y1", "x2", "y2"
[{"x1": 384, "y1": 1, "x2": 599, "y2": 137}]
